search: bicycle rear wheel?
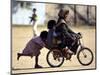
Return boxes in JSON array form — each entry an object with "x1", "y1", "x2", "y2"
[{"x1": 46, "y1": 49, "x2": 64, "y2": 67}]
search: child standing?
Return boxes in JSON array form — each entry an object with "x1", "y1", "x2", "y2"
[
  {"x1": 17, "y1": 31, "x2": 48, "y2": 68},
  {"x1": 29, "y1": 8, "x2": 38, "y2": 36}
]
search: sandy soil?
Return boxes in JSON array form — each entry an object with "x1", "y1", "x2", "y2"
[{"x1": 12, "y1": 25, "x2": 96, "y2": 74}]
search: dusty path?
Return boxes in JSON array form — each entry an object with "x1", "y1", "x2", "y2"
[{"x1": 12, "y1": 25, "x2": 96, "y2": 74}]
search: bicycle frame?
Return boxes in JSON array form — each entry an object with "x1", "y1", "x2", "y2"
[{"x1": 46, "y1": 33, "x2": 94, "y2": 67}]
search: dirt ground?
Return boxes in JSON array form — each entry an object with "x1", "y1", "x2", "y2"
[{"x1": 12, "y1": 25, "x2": 96, "y2": 74}]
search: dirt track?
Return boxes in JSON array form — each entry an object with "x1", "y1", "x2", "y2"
[{"x1": 12, "y1": 25, "x2": 96, "y2": 74}]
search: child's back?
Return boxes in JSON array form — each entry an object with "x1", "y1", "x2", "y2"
[
  {"x1": 17, "y1": 31, "x2": 48, "y2": 59},
  {"x1": 47, "y1": 20, "x2": 56, "y2": 49}
]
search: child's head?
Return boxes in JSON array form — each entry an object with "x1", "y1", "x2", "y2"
[
  {"x1": 40, "y1": 31, "x2": 48, "y2": 41},
  {"x1": 33, "y1": 8, "x2": 36, "y2": 12},
  {"x1": 47, "y1": 20, "x2": 56, "y2": 29}
]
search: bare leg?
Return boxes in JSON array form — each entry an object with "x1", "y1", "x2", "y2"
[
  {"x1": 17, "y1": 53, "x2": 33, "y2": 60},
  {"x1": 34, "y1": 55, "x2": 43, "y2": 68},
  {"x1": 35, "y1": 55, "x2": 39, "y2": 66}
]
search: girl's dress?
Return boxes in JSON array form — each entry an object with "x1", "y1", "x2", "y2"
[{"x1": 22, "y1": 36, "x2": 45, "y2": 56}]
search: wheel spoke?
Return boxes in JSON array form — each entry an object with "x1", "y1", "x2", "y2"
[
  {"x1": 47, "y1": 49, "x2": 64, "y2": 67},
  {"x1": 77, "y1": 48, "x2": 93, "y2": 66}
]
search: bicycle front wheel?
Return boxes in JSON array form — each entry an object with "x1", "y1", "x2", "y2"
[{"x1": 77, "y1": 47, "x2": 94, "y2": 66}]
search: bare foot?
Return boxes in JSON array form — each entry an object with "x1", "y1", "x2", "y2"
[
  {"x1": 17, "y1": 53, "x2": 21, "y2": 60},
  {"x1": 35, "y1": 65, "x2": 43, "y2": 68}
]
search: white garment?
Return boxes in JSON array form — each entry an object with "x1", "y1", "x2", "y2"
[{"x1": 32, "y1": 20, "x2": 38, "y2": 36}]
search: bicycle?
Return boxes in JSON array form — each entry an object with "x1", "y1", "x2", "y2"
[{"x1": 46, "y1": 32, "x2": 94, "y2": 67}]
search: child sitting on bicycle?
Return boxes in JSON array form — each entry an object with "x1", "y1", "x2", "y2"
[
  {"x1": 17, "y1": 31, "x2": 48, "y2": 68},
  {"x1": 47, "y1": 20, "x2": 72, "y2": 53},
  {"x1": 47, "y1": 19, "x2": 74, "y2": 60},
  {"x1": 47, "y1": 20, "x2": 57, "y2": 49}
]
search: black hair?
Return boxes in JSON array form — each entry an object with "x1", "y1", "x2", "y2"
[
  {"x1": 47, "y1": 20, "x2": 56, "y2": 29},
  {"x1": 33, "y1": 8, "x2": 36, "y2": 12},
  {"x1": 40, "y1": 31, "x2": 48, "y2": 40}
]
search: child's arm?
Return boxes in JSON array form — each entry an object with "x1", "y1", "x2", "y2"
[{"x1": 29, "y1": 16, "x2": 33, "y2": 24}]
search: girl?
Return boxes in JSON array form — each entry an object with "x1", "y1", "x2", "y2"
[{"x1": 17, "y1": 31, "x2": 48, "y2": 68}]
